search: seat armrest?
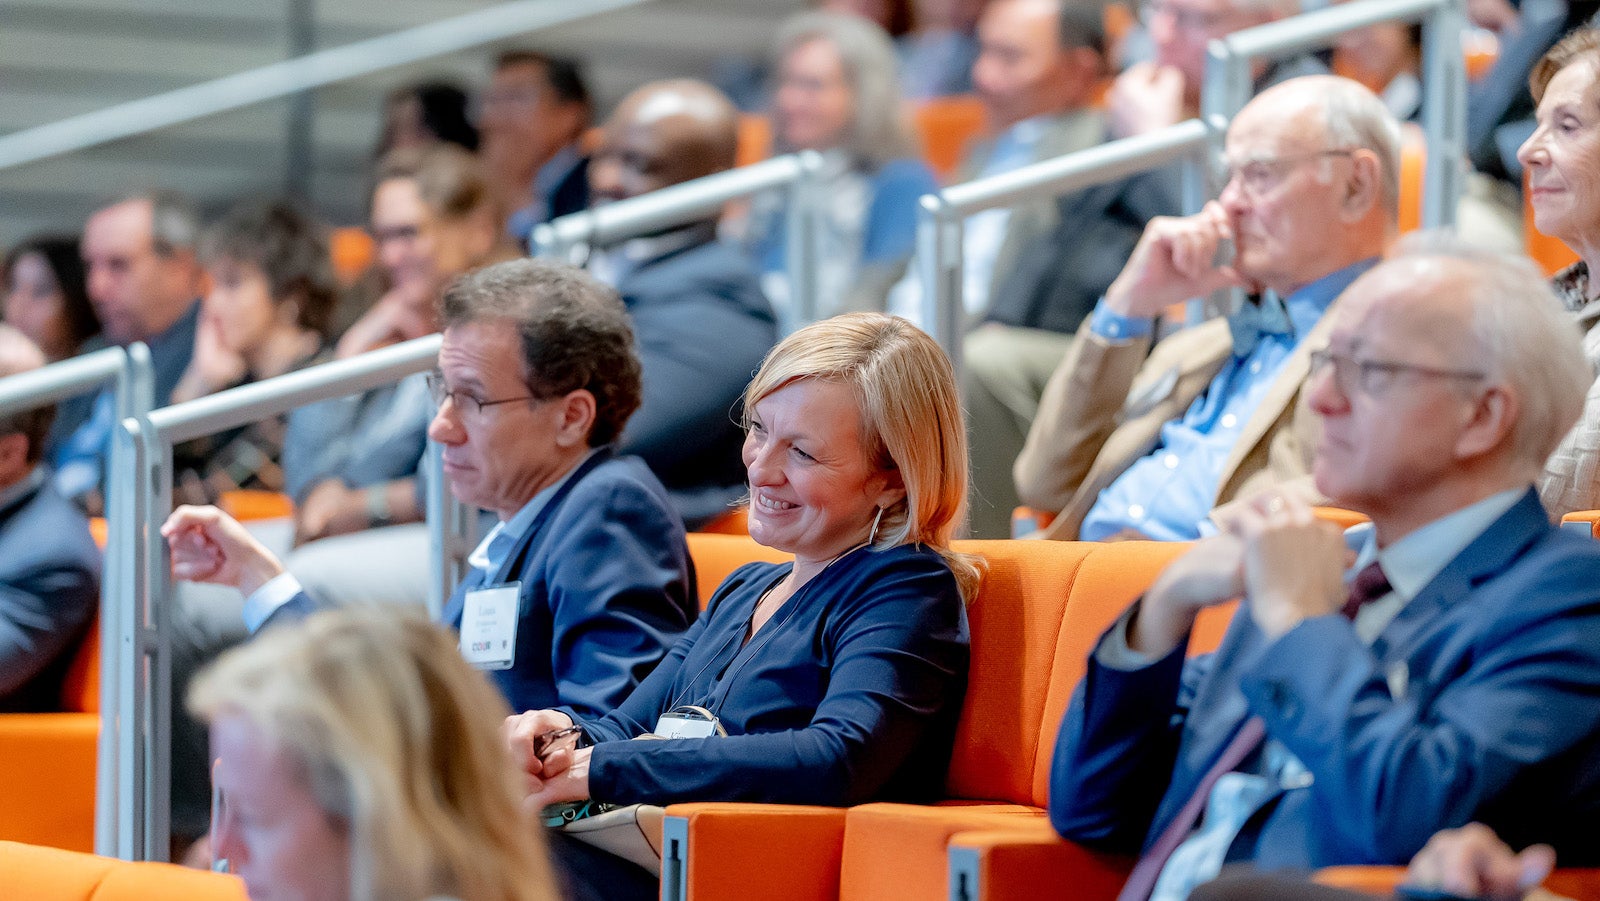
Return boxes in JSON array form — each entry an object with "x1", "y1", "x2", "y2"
[
  {"x1": 0, "y1": 713, "x2": 99, "y2": 850},
  {"x1": 661, "y1": 803, "x2": 847, "y2": 901},
  {"x1": 947, "y1": 822, "x2": 1134, "y2": 901}
]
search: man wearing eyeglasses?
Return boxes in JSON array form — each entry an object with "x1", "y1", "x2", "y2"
[
  {"x1": 1050, "y1": 237, "x2": 1600, "y2": 899},
  {"x1": 164, "y1": 259, "x2": 697, "y2": 720},
  {"x1": 1015, "y1": 75, "x2": 1395, "y2": 541}
]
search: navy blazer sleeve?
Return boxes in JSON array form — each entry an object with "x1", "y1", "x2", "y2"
[
  {"x1": 0, "y1": 484, "x2": 100, "y2": 709},
  {"x1": 538, "y1": 471, "x2": 697, "y2": 719},
  {"x1": 584, "y1": 550, "x2": 969, "y2": 807},
  {"x1": 1237, "y1": 542, "x2": 1600, "y2": 862},
  {"x1": 1049, "y1": 601, "x2": 1208, "y2": 852}
]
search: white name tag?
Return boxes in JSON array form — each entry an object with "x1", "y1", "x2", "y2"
[
  {"x1": 460, "y1": 582, "x2": 521, "y2": 671},
  {"x1": 653, "y1": 710, "x2": 721, "y2": 739}
]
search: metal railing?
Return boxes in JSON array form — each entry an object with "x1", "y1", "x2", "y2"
[
  {"x1": 915, "y1": 118, "x2": 1217, "y2": 371},
  {"x1": 532, "y1": 151, "x2": 826, "y2": 328},
  {"x1": 115, "y1": 334, "x2": 460, "y2": 860},
  {"x1": 0, "y1": 344, "x2": 153, "y2": 860},
  {"x1": 0, "y1": 0, "x2": 653, "y2": 173},
  {"x1": 1202, "y1": 0, "x2": 1468, "y2": 229}
]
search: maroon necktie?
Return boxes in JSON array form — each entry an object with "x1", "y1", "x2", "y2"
[{"x1": 1114, "y1": 561, "x2": 1392, "y2": 901}]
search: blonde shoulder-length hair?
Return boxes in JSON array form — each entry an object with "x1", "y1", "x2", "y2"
[
  {"x1": 743, "y1": 312, "x2": 984, "y2": 601},
  {"x1": 189, "y1": 607, "x2": 556, "y2": 901}
]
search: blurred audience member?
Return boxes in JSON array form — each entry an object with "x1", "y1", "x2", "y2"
[
  {"x1": 373, "y1": 80, "x2": 479, "y2": 159},
  {"x1": 1519, "y1": 26, "x2": 1600, "y2": 517},
  {"x1": 1053, "y1": 239, "x2": 1600, "y2": 900},
  {"x1": 585, "y1": 79, "x2": 779, "y2": 527},
  {"x1": 54, "y1": 192, "x2": 203, "y2": 513},
  {"x1": 1332, "y1": 4, "x2": 1421, "y2": 121},
  {"x1": 169, "y1": 199, "x2": 336, "y2": 506},
  {"x1": 479, "y1": 51, "x2": 593, "y2": 250},
  {"x1": 1016, "y1": 76, "x2": 1395, "y2": 540},
  {"x1": 282, "y1": 145, "x2": 515, "y2": 606},
  {"x1": 0, "y1": 326, "x2": 98, "y2": 713},
  {"x1": 1109, "y1": 0, "x2": 1318, "y2": 139},
  {"x1": 897, "y1": 0, "x2": 988, "y2": 99},
  {"x1": 917, "y1": 0, "x2": 1112, "y2": 535},
  {"x1": 747, "y1": 11, "x2": 938, "y2": 318},
  {"x1": 2, "y1": 235, "x2": 99, "y2": 363},
  {"x1": 189, "y1": 607, "x2": 559, "y2": 901}
]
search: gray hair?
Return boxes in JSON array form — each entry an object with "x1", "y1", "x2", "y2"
[
  {"x1": 1315, "y1": 76, "x2": 1403, "y2": 219},
  {"x1": 772, "y1": 11, "x2": 917, "y2": 167},
  {"x1": 108, "y1": 190, "x2": 200, "y2": 257},
  {"x1": 1394, "y1": 232, "x2": 1589, "y2": 469}
]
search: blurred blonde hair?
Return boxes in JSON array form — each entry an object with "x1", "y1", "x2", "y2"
[
  {"x1": 189, "y1": 608, "x2": 556, "y2": 901},
  {"x1": 743, "y1": 312, "x2": 984, "y2": 601}
]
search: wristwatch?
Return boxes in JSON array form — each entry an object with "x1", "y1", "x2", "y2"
[{"x1": 365, "y1": 484, "x2": 393, "y2": 528}]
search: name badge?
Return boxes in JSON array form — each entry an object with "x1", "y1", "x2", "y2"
[
  {"x1": 460, "y1": 582, "x2": 521, "y2": 671},
  {"x1": 654, "y1": 709, "x2": 721, "y2": 739}
]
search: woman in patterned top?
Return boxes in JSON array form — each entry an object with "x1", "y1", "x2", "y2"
[{"x1": 170, "y1": 198, "x2": 336, "y2": 506}]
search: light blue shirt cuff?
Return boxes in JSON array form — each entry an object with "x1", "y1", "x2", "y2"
[
  {"x1": 1094, "y1": 605, "x2": 1159, "y2": 671},
  {"x1": 242, "y1": 572, "x2": 304, "y2": 634},
  {"x1": 1089, "y1": 299, "x2": 1155, "y2": 341}
]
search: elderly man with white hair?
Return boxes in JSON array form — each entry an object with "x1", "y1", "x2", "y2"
[{"x1": 1051, "y1": 237, "x2": 1600, "y2": 900}]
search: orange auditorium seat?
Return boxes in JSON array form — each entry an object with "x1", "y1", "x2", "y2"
[
  {"x1": 217, "y1": 489, "x2": 293, "y2": 521},
  {"x1": 912, "y1": 96, "x2": 989, "y2": 181},
  {"x1": 0, "y1": 618, "x2": 102, "y2": 851},
  {"x1": 0, "y1": 840, "x2": 245, "y2": 900},
  {"x1": 684, "y1": 532, "x2": 790, "y2": 608},
  {"x1": 662, "y1": 539, "x2": 1231, "y2": 900}
]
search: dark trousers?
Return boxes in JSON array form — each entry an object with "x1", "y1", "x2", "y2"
[{"x1": 546, "y1": 829, "x2": 660, "y2": 901}]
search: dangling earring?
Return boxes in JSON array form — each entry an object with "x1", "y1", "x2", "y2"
[{"x1": 868, "y1": 505, "x2": 885, "y2": 545}]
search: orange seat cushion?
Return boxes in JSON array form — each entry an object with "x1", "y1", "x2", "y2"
[{"x1": 840, "y1": 803, "x2": 1046, "y2": 901}]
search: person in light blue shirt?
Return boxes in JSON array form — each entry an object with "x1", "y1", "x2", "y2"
[{"x1": 1014, "y1": 75, "x2": 1400, "y2": 541}]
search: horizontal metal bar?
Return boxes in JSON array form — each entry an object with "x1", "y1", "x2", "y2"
[
  {"x1": 938, "y1": 119, "x2": 1210, "y2": 216},
  {"x1": 0, "y1": 346, "x2": 126, "y2": 417},
  {"x1": 1220, "y1": 0, "x2": 1446, "y2": 61},
  {"x1": 0, "y1": 0, "x2": 651, "y2": 172},
  {"x1": 148, "y1": 334, "x2": 441, "y2": 445},
  {"x1": 539, "y1": 153, "x2": 818, "y2": 249}
]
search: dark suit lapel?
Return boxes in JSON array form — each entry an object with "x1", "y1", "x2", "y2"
[{"x1": 1373, "y1": 488, "x2": 1549, "y2": 659}]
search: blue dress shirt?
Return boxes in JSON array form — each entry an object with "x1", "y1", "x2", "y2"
[{"x1": 1080, "y1": 260, "x2": 1374, "y2": 541}]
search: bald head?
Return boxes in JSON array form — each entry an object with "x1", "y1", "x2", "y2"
[
  {"x1": 589, "y1": 79, "x2": 739, "y2": 205},
  {"x1": 0, "y1": 325, "x2": 52, "y2": 474}
]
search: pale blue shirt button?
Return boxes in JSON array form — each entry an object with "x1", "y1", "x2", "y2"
[
  {"x1": 1128, "y1": 503, "x2": 1146, "y2": 520},
  {"x1": 1163, "y1": 453, "x2": 1180, "y2": 469},
  {"x1": 1248, "y1": 360, "x2": 1262, "y2": 375},
  {"x1": 1220, "y1": 413, "x2": 1238, "y2": 429}
]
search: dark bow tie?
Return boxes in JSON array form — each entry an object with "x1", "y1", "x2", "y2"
[{"x1": 1227, "y1": 293, "x2": 1293, "y2": 358}]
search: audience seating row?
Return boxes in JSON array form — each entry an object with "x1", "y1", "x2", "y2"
[{"x1": 0, "y1": 840, "x2": 243, "y2": 900}]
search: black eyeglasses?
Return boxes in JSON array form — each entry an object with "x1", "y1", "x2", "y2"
[
  {"x1": 424, "y1": 372, "x2": 537, "y2": 416},
  {"x1": 1309, "y1": 349, "x2": 1487, "y2": 397}
]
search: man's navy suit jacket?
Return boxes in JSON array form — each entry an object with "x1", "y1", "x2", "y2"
[
  {"x1": 1051, "y1": 489, "x2": 1600, "y2": 867},
  {"x1": 0, "y1": 474, "x2": 100, "y2": 711},
  {"x1": 272, "y1": 449, "x2": 696, "y2": 718}
]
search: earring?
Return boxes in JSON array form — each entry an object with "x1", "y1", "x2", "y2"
[{"x1": 868, "y1": 505, "x2": 885, "y2": 545}]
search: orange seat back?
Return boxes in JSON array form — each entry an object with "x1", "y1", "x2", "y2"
[
  {"x1": 684, "y1": 533, "x2": 791, "y2": 608},
  {"x1": 0, "y1": 840, "x2": 248, "y2": 900},
  {"x1": 328, "y1": 227, "x2": 375, "y2": 288},
  {"x1": 1398, "y1": 131, "x2": 1425, "y2": 234},
  {"x1": 88, "y1": 518, "x2": 108, "y2": 550},
  {"x1": 59, "y1": 617, "x2": 100, "y2": 715},
  {"x1": 217, "y1": 489, "x2": 294, "y2": 521},
  {"x1": 697, "y1": 506, "x2": 750, "y2": 536},
  {"x1": 912, "y1": 95, "x2": 989, "y2": 180},
  {"x1": 737, "y1": 114, "x2": 774, "y2": 169},
  {"x1": 942, "y1": 539, "x2": 1097, "y2": 805}
]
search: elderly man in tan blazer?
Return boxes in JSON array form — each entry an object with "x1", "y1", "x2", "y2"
[{"x1": 1015, "y1": 75, "x2": 1398, "y2": 541}]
